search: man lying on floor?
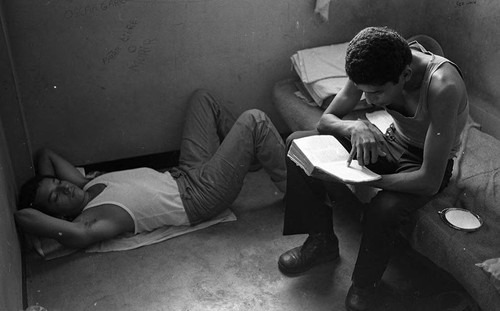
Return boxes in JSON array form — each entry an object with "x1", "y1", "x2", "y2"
[{"x1": 15, "y1": 89, "x2": 286, "y2": 249}]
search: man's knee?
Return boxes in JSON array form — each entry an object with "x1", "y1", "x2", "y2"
[
  {"x1": 364, "y1": 203, "x2": 400, "y2": 226},
  {"x1": 190, "y1": 88, "x2": 212, "y2": 100},
  {"x1": 188, "y1": 89, "x2": 218, "y2": 110},
  {"x1": 365, "y1": 192, "x2": 419, "y2": 225},
  {"x1": 238, "y1": 109, "x2": 268, "y2": 126}
]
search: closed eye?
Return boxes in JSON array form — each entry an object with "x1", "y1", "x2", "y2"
[
  {"x1": 49, "y1": 192, "x2": 59, "y2": 203},
  {"x1": 48, "y1": 178, "x2": 61, "y2": 203}
]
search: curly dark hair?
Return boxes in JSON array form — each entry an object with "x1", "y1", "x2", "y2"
[
  {"x1": 345, "y1": 26, "x2": 412, "y2": 85},
  {"x1": 18, "y1": 175, "x2": 55, "y2": 211}
]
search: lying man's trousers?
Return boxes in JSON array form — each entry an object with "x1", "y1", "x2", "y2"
[
  {"x1": 171, "y1": 89, "x2": 286, "y2": 225},
  {"x1": 283, "y1": 129, "x2": 453, "y2": 287}
]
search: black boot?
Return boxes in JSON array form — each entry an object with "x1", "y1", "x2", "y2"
[
  {"x1": 345, "y1": 284, "x2": 374, "y2": 311},
  {"x1": 278, "y1": 232, "x2": 339, "y2": 275}
]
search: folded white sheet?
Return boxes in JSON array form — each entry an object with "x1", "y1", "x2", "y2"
[
  {"x1": 292, "y1": 42, "x2": 348, "y2": 83},
  {"x1": 302, "y1": 76, "x2": 348, "y2": 104},
  {"x1": 291, "y1": 42, "x2": 349, "y2": 106}
]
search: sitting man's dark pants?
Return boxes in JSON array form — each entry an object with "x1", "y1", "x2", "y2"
[{"x1": 280, "y1": 130, "x2": 453, "y2": 291}]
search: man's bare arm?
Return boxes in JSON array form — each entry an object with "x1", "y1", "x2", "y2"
[
  {"x1": 317, "y1": 80, "x2": 389, "y2": 166},
  {"x1": 14, "y1": 205, "x2": 133, "y2": 248},
  {"x1": 36, "y1": 148, "x2": 90, "y2": 188},
  {"x1": 317, "y1": 79, "x2": 363, "y2": 136}
]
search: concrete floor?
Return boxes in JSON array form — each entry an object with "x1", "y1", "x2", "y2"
[{"x1": 25, "y1": 170, "x2": 477, "y2": 311}]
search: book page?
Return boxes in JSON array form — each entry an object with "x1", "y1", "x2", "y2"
[
  {"x1": 291, "y1": 135, "x2": 348, "y2": 166},
  {"x1": 287, "y1": 150, "x2": 310, "y2": 174},
  {"x1": 316, "y1": 160, "x2": 381, "y2": 183},
  {"x1": 288, "y1": 135, "x2": 381, "y2": 183}
]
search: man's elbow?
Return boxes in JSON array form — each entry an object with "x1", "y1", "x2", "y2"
[
  {"x1": 14, "y1": 210, "x2": 34, "y2": 231},
  {"x1": 418, "y1": 179, "x2": 442, "y2": 196},
  {"x1": 14, "y1": 210, "x2": 23, "y2": 224},
  {"x1": 36, "y1": 147, "x2": 52, "y2": 160},
  {"x1": 316, "y1": 118, "x2": 328, "y2": 134}
]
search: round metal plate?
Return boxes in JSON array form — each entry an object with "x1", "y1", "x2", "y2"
[{"x1": 438, "y1": 208, "x2": 483, "y2": 232}]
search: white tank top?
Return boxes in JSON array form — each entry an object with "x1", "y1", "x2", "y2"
[
  {"x1": 83, "y1": 168, "x2": 187, "y2": 233},
  {"x1": 385, "y1": 41, "x2": 469, "y2": 158}
]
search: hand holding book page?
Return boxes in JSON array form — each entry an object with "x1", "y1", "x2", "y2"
[{"x1": 288, "y1": 135, "x2": 381, "y2": 184}]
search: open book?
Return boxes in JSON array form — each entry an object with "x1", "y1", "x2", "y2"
[{"x1": 288, "y1": 135, "x2": 381, "y2": 183}]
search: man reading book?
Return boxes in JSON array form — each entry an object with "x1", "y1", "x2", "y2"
[{"x1": 278, "y1": 27, "x2": 469, "y2": 311}]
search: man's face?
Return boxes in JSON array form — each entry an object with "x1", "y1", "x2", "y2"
[
  {"x1": 34, "y1": 178, "x2": 86, "y2": 217},
  {"x1": 355, "y1": 68, "x2": 409, "y2": 108},
  {"x1": 356, "y1": 80, "x2": 402, "y2": 108}
]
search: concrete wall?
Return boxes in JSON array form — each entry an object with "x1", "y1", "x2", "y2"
[
  {"x1": 419, "y1": 0, "x2": 500, "y2": 139},
  {"x1": 0, "y1": 0, "x2": 32, "y2": 188},
  {"x1": 0, "y1": 120, "x2": 23, "y2": 311},
  {"x1": 0, "y1": 1, "x2": 26, "y2": 310},
  {"x1": 3, "y1": 0, "x2": 424, "y2": 168}
]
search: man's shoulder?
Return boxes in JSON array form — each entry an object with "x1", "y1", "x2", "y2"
[
  {"x1": 428, "y1": 62, "x2": 467, "y2": 98},
  {"x1": 433, "y1": 60, "x2": 463, "y2": 80}
]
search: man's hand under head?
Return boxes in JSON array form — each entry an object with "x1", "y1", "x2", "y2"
[{"x1": 347, "y1": 120, "x2": 393, "y2": 167}]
